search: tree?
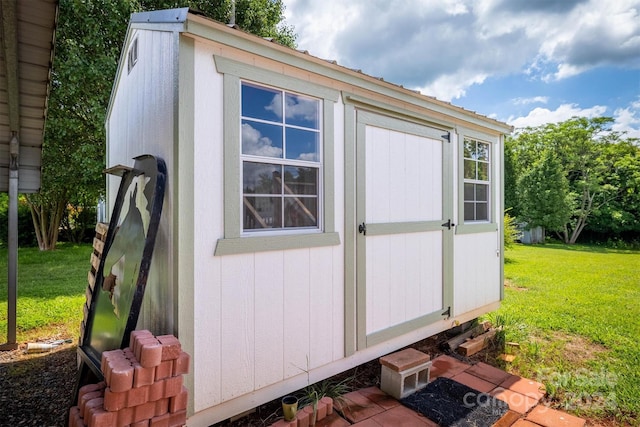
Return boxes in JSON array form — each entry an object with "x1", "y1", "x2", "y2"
[
  {"x1": 134, "y1": 0, "x2": 296, "y2": 47},
  {"x1": 28, "y1": 0, "x2": 296, "y2": 250},
  {"x1": 509, "y1": 117, "x2": 638, "y2": 244},
  {"x1": 27, "y1": 0, "x2": 132, "y2": 250},
  {"x1": 517, "y1": 149, "x2": 572, "y2": 234},
  {"x1": 587, "y1": 139, "x2": 640, "y2": 237}
]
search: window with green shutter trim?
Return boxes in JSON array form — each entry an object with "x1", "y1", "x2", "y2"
[{"x1": 240, "y1": 81, "x2": 322, "y2": 232}]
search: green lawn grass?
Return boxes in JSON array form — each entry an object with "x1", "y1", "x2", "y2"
[
  {"x1": 490, "y1": 243, "x2": 640, "y2": 425},
  {"x1": 0, "y1": 242, "x2": 92, "y2": 343}
]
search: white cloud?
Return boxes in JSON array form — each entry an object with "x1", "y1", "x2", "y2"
[
  {"x1": 508, "y1": 104, "x2": 608, "y2": 129},
  {"x1": 285, "y1": 0, "x2": 639, "y2": 100},
  {"x1": 513, "y1": 96, "x2": 549, "y2": 106},
  {"x1": 242, "y1": 123, "x2": 283, "y2": 157},
  {"x1": 416, "y1": 73, "x2": 488, "y2": 102},
  {"x1": 283, "y1": 0, "x2": 640, "y2": 130},
  {"x1": 612, "y1": 99, "x2": 640, "y2": 139}
]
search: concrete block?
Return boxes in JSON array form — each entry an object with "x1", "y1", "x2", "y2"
[{"x1": 380, "y1": 361, "x2": 432, "y2": 400}]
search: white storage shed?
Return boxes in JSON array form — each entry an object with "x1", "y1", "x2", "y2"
[{"x1": 106, "y1": 8, "x2": 513, "y2": 425}]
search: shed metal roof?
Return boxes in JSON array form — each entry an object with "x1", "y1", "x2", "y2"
[
  {"x1": 130, "y1": 7, "x2": 512, "y2": 135},
  {"x1": 0, "y1": 0, "x2": 58, "y2": 193}
]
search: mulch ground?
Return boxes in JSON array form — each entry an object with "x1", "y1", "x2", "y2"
[
  {"x1": 0, "y1": 342, "x2": 77, "y2": 426},
  {"x1": 0, "y1": 325, "x2": 527, "y2": 426},
  {"x1": 212, "y1": 331, "x2": 501, "y2": 426},
  {"x1": 0, "y1": 328, "x2": 497, "y2": 427}
]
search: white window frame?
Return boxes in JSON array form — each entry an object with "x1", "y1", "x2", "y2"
[
  {"x1": 456, "y1": 132, "x2": 498, "y2": 234},
  {"x1": 240, "y1": 81, "x2": 323, "y2": 235},
  {"x1": 463, "y1": 138, "x2": 491, "y2": 223}
]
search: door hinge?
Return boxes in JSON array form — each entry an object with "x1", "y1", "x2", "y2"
[
  {"x1": 442, "y1": 306, "x2": 451, "y2": 318},
  {"x1": 441, "y1": 132, "x2": 451, "y2": 143},
  {"x1": 441, "y1": 219, "x2": 455, "y2": 230},
  {"x1": 358, "y1": 222, "x2": 367, "y2": 235}
]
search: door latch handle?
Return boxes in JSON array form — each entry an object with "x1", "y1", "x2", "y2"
[
  {"x1": 441, "y1": 219, "x2": 455, "y2": 230},
  {"x1": 358, "y1": 222, "x2": 367, "y2": 235}
]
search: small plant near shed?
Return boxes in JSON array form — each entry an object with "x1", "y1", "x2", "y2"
[
  {"x1": 299, "y1": 376, "x2": 352, "y2": 425},
  {"x1": 503, "y1": 210, "x2": 521, "y2": 250}
]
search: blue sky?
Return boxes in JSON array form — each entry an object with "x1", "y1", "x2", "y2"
[{"x1": 283, "y1": 0, "x2": 640, "y2": 137}]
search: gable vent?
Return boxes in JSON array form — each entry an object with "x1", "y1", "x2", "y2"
[{"x1": 127, "y1": 38, "x2": 138, "y2": 74}]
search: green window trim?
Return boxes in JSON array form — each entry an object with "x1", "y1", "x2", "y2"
[{"x1": 213, "y1": 56, "x2": 340, "y2": 255}]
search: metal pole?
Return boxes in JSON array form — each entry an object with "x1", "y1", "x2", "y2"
[
  {"x1": 3, "y1": 133, "x2": 19, "y2": 349},
  {"x1": 229, "y1": 0, "x2": 236, "y2": 26}
]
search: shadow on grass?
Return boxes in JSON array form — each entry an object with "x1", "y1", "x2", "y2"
[{"x1": 515, "y1": 242, "x2": 639, "y2": 255}]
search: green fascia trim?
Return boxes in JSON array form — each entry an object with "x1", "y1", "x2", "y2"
[
  {"x1": 355, "y1": 118, "x2": 368, "y2": 351},
  {"x1": 214, "y1": 56, "x2": 339, "y2": 101},
  {"x1": 343, "y1": 104, "x2": 357, "y2": 357},
  {"x1": 499, "y1": 134, "x2": 505, "y2": 301},
  {"x1": 176, "y1": 37, "x2": 196, "y2": 346},
  {"x1": 214, "y1": 232, "x2": 340, "y2": 256},
  {"x1": 185, "y1": 17, "x2": 511, "y2": 135},
  {"x1": 346, "y1": 94, "x2": 455, "y2": 131},
  {"x1": 217, "y1": 58, "x2": 338, "y2": 252},
  {"x1": 222, "y1": 73, "x2": 242, "y2": 239},
  {"x1": 323, "y1": 99, "x2": 336, "y2": 233},
  {"x1": 356, "y1": 109, "x2": 451, "y2": 139},
  {"x1": 366, "y1": 310, "x2": 446, "y2": 347},
  {"x1": 365, "y1": 221, "x2": 445, "y2": 236},
  {"x1": 442, "y1": 132, "x2": 455, "y2": 318}
]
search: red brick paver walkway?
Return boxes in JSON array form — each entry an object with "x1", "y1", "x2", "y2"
[
  {"x1": 271, "y1": 354, "x2": 587, "y2": 427},
  {"x1": 340, "y1": 355, "x2": 586, "y2": 427}
]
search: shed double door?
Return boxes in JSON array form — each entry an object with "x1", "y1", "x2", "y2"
[{"x1": 355, "y1": 111, "x2": 453, "y2": 348}]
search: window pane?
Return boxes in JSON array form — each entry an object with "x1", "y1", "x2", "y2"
[
  {"x1": 286, "y1": 128, "x2": 319, "y2": 161},
  {"x1": 477, "y1": 142, "x2": 489, "y2": 161},
  {"x1": 478, "y1": 162, "x2": 489, "y2": 181},
  {"x1": 463, "y1": 139, "x2": 474, "y2": 159},
  {"x1": 464, "y1": 159, "x2": 476, "y2": 179},
  {"x1": 476, "y1": 202, "x2": 488, "y2": 221},
  {"x1": 242, "y1": 83, "x2": 282, "y2": 122},
  {"x1": 285, "y1": 93, "x2": 319, "y2": 129},
  {"x1": 464, "y1": 183, "x2": 475, "y2": 201},
  {"x1": 464, "y1": 202, "x2": 475, "y2": 221},
  {"x1": 284, "y1": 197, "x2": 317, "y2": 228},
  {"x1": 242, "y1": 120, "x2": 283, "y2": 158},
  {"x1": 243, "y1": 162, "x2": 281, "y2": 194},
  {"x1": 243, "y1": 196, "x2": 282, "y2": 229},
  {"x1": 476, "y1": 184, "x2": 488, "y2": 201},
  {"x1": 284, "y1": 166, "x2": 317, "y2": 195}
]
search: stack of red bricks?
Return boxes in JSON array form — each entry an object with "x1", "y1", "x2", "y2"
[{"x1": 69, "y1": 330, "x2": 190, "y2": 427}]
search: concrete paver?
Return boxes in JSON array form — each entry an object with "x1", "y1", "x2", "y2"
[{"x1": 302, "y1": 354, "x2": 588, "y2": 427}]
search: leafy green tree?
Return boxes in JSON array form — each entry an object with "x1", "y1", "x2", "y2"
[
  {"x1": 28, "y1": 0, "x2": 296, "y2": 250},
  {"x1": 517, "y1": 149, "x2": 572, "y2": 235},
  {"x1": 508, "y1": 117, "x2": 639, "y2": 244},
  {"x1": 134, "y1": 0, "x2": 296, "y2": 46},
  {"x1": 27, "y1": 0, "x2": 131, "y2": 250},
  {"x1": 587, "y1": 139, "x2": 640, "y2": 236}
]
